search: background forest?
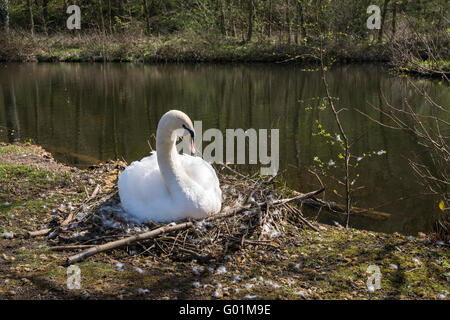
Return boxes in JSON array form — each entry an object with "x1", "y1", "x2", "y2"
[{"x1": 0, "y1": 0, "x2": 448, "y2": 74}]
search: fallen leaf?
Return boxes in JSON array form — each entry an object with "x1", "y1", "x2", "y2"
[{"x1": 438, "y1": 200, "x2": 445, "y2": 212}]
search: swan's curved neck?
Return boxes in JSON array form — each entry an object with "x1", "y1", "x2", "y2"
[{"x1": 156, "y1": 130, "x2": 188, "y2": 195}]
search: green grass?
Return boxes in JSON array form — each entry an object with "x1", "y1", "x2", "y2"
[
  {"x1": 0, "y1": 163, "x2": 69, "y2": 192},
  {"x1": 0, "y1": 145, "x2": 30, "y2": 155},
  {"x1": 0, "y1": 160, "x2": 81, "y2": 235}
]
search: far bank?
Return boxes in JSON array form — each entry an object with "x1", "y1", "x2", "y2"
[{"x1": 1, "y1": 31, "x2": 448, "y2": 78}]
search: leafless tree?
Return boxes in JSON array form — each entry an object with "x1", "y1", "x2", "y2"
[{"x1": 358, "y1": 80, "x2": 449, "y2": 241}]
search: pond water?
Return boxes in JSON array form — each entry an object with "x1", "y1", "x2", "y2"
[{"x1": 1, "y1": 63, "x2": 449, "y2": 235}]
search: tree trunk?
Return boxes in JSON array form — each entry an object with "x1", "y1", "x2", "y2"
[
  {"x1": 299, "y1": 0, "x2": 306, "y2": 39},
  {"x1": 0, "y1": 0, "x2": 9, "y2": 30},
  {"x1": 246, "y1": 0, "x2": 253, "y2": 42},
  {"x1": 294, "y1": 0, "x2": 300, "y2": 44},
  {"x1": 108, "y1": 0, "x2": 112, "y2": 33},
  {"x1": 378, "y1": 0, "x2": 390, "y2": 42},
  {"x1": 285, "y1": 0, "x2": 291, "y2": 44},
  {"x1": 118, "y1": 0, "x2": 123, "y2": 18},
  {"x1": 391, "y1": 1, "x2": 397, "y2": 39},
  {"x1": 143, "y1": 0, "x2": 151, "y2": 34},
  {"x1": 98, "y1": 0, "x2": 105, "y2": 33},
  {"x1": 42, "y1": 0, "x2": 49, "y2": 35},
  {"x1": 127, "y1": 0, "x2": 132, "y2": 20},
  {"x1": 27, "y1": 0, "x2": 34, "y2": 36},
  {"x1": 218, "y1": 0, "x2": 226, "y2": 35},
  {"x1": 268, "y1": 0, "x2": 273, "y2": 39}
]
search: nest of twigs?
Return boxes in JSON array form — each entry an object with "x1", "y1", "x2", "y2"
[{"x1": 26, "y1": 161, "x2": 323, "y2": 266}]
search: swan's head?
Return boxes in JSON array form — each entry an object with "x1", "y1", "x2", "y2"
[{"x1": 157, "y1": 110, "x2": 196, "y2": 155}]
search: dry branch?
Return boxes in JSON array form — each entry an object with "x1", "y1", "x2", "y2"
[
  {"x1": 50, "y1": 244, "x2": 96, "y2": 251},
  {"x1": 296, "y1": 192, "x2": 391, "y2": 220},
  {"x1": 25, "y1": 209, "x2": 74, "y2": 238},
  {"x1": 26, "y1": 183, "x2": 104, "y2": 238},
  {"x1": 65, "y1": 221, "x2": 194, "y2": 266}
]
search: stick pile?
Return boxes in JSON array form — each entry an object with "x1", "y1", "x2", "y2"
[{"x1": 27, "y1": 162, "x2": 324, "y2": 266}]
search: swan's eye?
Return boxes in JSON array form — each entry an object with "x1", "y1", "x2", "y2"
[{"x1": 182, "y1": 124, "x2": 195, "y2": 138}]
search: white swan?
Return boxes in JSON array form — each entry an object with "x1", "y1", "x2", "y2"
[{"x1": 118, "y1": 110, "x2": 222, "y2": 222}]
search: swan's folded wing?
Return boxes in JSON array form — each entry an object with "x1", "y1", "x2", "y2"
[
  {"x1": 118, "y1": 154, "x2": 167, "y2": 204},
  {"x1": 180, "y1": 154, "x2": 222, "y2": 202}
]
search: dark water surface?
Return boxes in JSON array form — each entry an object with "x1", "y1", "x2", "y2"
[{"x1": 1, "y1": 63, "x2": 449, "y2": 235}]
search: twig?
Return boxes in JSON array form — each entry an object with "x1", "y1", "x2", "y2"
[
  {"x1": 245, "y1": 173, "x2": 279, "y2": 204},
  {"x1": 220, "y1": 163, "x2": 256, "y2": 183},
  {"x1": 25, "y1": 209, "x2": 74, "y2": 238},
  {"x1": 177, "y1": 247, "x2": 212, "y2": 262},
  {"x1": 26, "y1": 184, "x2": 103, "y2": 238},
  {"x1": 284, "y1": 204, "x2": 319, "y2": 232},
  {"x1": 319, "y1": 33, "x2": 351, "y2": 228},
  {"x1": 269, "y1": 188, "x2": 325, "y2": 206},
  {"x1": 89, "y1": 184, "x2": 101, "y2": 200}
]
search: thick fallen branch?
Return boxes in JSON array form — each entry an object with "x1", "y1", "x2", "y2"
[
  {"x1": 50, "y1": 244, "x2": 95, "y2": 251},
  {"x1": 65, "y1": 221, "x2": 194, "y2": 266},
  {"x1": 298, "y1": 195, "x2": 391, "y2": 220},
  {"x1": 64, "y1": 188, "x2": 325, "y2": 265}
]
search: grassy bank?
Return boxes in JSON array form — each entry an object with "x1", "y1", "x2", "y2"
[
  {"x1": 0, "y1": 30, "x2": 390, "y2": 64},
  {"x1": 0, "y1": 142, "x2": 449, "y2": 300},
  {"x1": 1, "y1": 31, "x2": 448, "y2": 79}
]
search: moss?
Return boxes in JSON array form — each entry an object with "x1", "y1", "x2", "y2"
[
  {"x1": 0, "y1": 163, "x2": 65, "y2": 187},
  {"x1": 285, "y1": 228, "x2": 450, "y2": 299},
  {"x1": 76, "y1": 261, "x2": 115, "y2": 279},
  {"x1": 0, "y1": 163, "x2": 73, "y2": 221},
  {"x1": 0, "y1": 149, "x2": 85, "y2": 238}
]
